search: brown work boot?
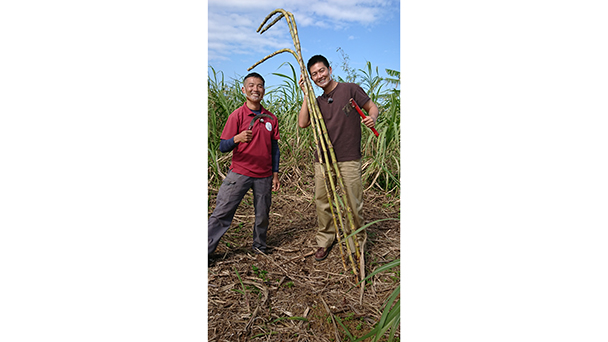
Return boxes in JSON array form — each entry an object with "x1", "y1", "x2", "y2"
[{"x1": 315, "y1": 246, "x2": 331, "y2": 261}]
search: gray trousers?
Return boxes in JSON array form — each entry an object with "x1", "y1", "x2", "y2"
[{"x1": 208, "y1": 170, "x2": 273, "y2": 255}]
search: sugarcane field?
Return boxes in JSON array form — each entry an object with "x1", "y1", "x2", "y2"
[{"x1": 208, "y1": 9, "x2": 400, "y2": 342}]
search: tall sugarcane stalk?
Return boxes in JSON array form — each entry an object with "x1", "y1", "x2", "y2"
[
  {"x1": 247, "y1": 9, "x2": 364, "y2": 282},
  {"x1": 281, "y1": 9, "x2": 364, "y2": 265}
]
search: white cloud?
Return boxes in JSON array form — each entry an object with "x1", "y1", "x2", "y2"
[
  {"x1": 208, "y1": 10, "x2": 293, "y2": 63},
  {"x1": 207, "y1": 0, "x2": 283, "y2": 10},
  {"x1": 208, "y1": 0, "x2": 398, "y2": 62},
  {"x1": 313, "y1": 2, "x2": 380, "y2": 25}
]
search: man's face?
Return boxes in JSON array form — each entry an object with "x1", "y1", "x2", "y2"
[
  {"x1": 242, "y1": 77, "x2": 265, "y2": 103},
  {"x1": 309, "y1": 62, "x2": 332, "y2": 89}
]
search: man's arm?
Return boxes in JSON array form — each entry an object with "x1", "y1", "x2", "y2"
[
  {"x1": 298, "y1": 97, "x2": 311, "y2": 128},
  {"x1": 219, "y1": 130, "x2": 253, "y2": 153},
  {"x1": 271, "y1": 139, "x2": 280, "y2": 191},
  {"x1": 361, "y1": 99, "x2": 379, "y2": 129},
  {"x1": 298, "y1": 75, "x2": 311, "y2": 128},
  {"x1": 219, "y1": 137, "x2": 236, "y2": 153}
]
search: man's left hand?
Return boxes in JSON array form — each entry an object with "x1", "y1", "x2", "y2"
[
  {"x1": 272, "y1": 173, "x2": 281, "y2": 192},
  {"x1": 362, "y1": 116, "x2": 376, "y2": 129}
]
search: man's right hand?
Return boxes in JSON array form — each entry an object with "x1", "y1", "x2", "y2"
[
  {"x1": 234, "y1": 130, "x2": 253, "y2": 144},
  {"x1": 298, "y1": 74, "x2": 306, "y2": 92}
]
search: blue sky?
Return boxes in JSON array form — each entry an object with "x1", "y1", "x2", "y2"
[{"x1": 208, "y1": 0, "x2": 400, "y2": 89}]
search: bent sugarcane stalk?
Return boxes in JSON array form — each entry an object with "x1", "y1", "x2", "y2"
[
  {"x1": 248, "y1": 8, "x2": 363, "y2": 283},
  {"x1": 253, "y1": 8, "x2": 362, "y2": 268}
]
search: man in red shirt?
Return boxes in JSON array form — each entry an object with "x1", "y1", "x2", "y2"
[{"x1": 208, "y1": 72, "x2": 280, "y2": 256}]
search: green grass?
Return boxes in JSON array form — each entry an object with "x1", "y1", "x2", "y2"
[
  {"x1": 337, "y1": 258, "x2": 401, "y2": 342},
  {"x1": 231, "y1": 267, "x2": 246, "y2": 296},
  {"x1": 252, "y1": 265, "x2": 269, "y2": 281}
]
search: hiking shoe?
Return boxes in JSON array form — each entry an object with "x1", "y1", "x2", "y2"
[{"x1": 315, "y1": 247, "x2": 331, "y2": 261}]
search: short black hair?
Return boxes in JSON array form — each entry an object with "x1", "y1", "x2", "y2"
[
  {"x1": 243, "y1": 72, "x2": 265, "y2": 86},
  {"x1": 307, "y1": 55, "x2": 330, "y2": 73}
]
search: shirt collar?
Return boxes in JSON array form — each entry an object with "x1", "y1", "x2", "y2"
[{"x1": 241, "y1": 102, "x2": 266, "y2": 116}]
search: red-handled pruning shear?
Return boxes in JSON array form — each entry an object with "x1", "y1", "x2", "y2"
[{"x1": 349, "y1": 98, "x2": 379, "y2": 137}]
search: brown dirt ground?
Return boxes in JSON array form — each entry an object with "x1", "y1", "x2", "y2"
[{"x1": 208, "y1": 173, "x2": 400, "y2": 342}]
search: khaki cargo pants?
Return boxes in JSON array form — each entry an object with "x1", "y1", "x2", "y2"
[{"x1": 314, "y1": 159, "x2": 366, "y2": 251}]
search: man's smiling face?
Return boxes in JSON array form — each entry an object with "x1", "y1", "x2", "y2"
[
  {"x1": 242, "y1": 76, "x2": 265, "y2": 104},
  {"x1": 309, "y1": 62, "x2": 332, "y2": 89}
]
